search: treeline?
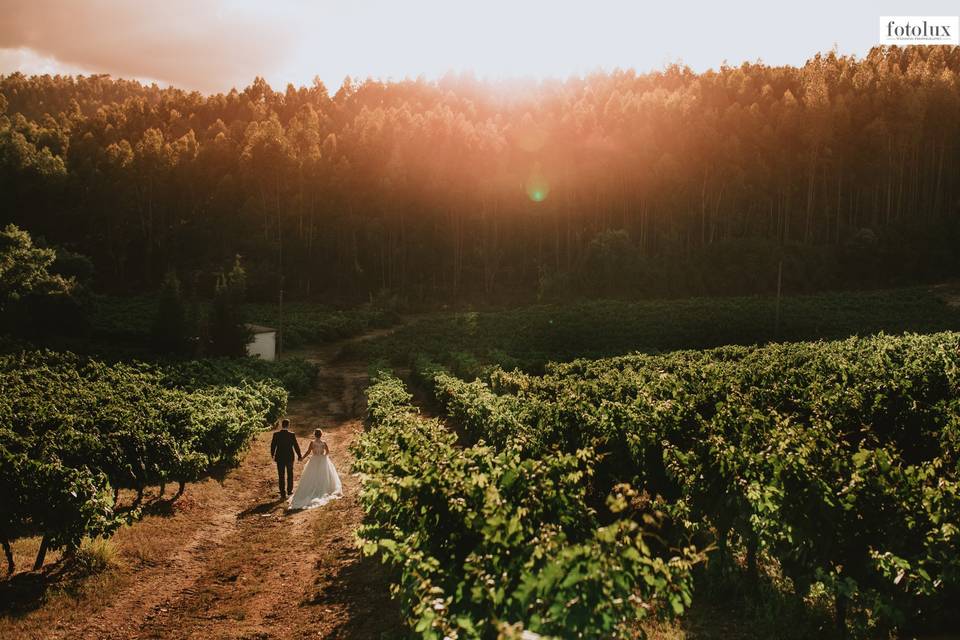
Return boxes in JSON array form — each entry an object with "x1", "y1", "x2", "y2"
[{"x1": 2, "y1": 46, "x2": 960, "y2": 301}]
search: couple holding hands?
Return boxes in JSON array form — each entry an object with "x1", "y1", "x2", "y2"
[{"x1": 270, "y1": 419, "x2": 342, "y2": 510}]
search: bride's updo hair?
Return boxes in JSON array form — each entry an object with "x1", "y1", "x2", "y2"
[{"x1": 314, "y1": 428, "x2": 323, "y2": 438}]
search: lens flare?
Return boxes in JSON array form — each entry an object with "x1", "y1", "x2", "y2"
[{"x1": 525, "y1": 164, "x2": 550, "y2": 202}]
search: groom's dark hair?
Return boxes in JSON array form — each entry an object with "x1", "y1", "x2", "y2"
[{"x1": 281, "y1": 419, "x2": 290, "y2": 429}]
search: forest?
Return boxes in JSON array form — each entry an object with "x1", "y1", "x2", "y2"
[{"x1": 2, "y1": 45, "x2": 960, "y2": 302}]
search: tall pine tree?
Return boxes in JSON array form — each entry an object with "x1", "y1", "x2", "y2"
[
  {"x1": 208, "y1": 256, "x2": 252, "y2": 357},
  {"x1": 151, "y1": 271, "x2": 191, "y2": 355}
]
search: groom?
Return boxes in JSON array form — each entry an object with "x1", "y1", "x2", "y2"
[{"x1": 270, "y1": 419, "x2": 302, "y2": 499}]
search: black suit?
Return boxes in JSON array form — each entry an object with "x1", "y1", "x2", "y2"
[{"x1": 270, "y1": 429, "x2": 302, "y2": 495}]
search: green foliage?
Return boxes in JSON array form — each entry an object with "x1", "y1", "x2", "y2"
[
  {"x1": 50, "y1": 247, "x2": 95, "y2": 285},
  {"x1": 364, "y1": 286, "x2": 960, "y2": 373},
  {"x1": 152, "y1": 271, "x2": 192, "y2": 355},
  {"x1": 579, "y1": 229, "x2": 637, "y2": 297},
  {"x1": 354, "y1": 373, "x2": 701, "y2": 639},
  {"x1": 87, "y1": 295, "x2": 397, "y2": 356},
  {"x1": 423, "y1": 332, "x2": 960, "y2": 635},
  {"x1": 246, "y1": 303, "x2": 399, "y2": 349},
  {"x1": 162, "y1": 356, "x2": 317, "y2": 398},
  {"x1": 71, "y1": 537, "x2": 118, "y2": 575},
  {"x1": 0, "y1": 225, "x2": 88, "y2": 342},
  {"x1": 4, "y1": 50, "x2": 960, "y2": 300},
  {"x1": 0, "y1": 446, "x2": 117, "y2": 558},
  {"x1": 0, "y1": 350, "x2": 289, "y2": 570},
  {"x1": 0, "y1": 223, "x2": 72, "y2": 310},
  {"x1": 542, "y1": 233, "x2": 861, "y2": 300}
]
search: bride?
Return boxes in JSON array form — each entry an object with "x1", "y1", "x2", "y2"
[{"x1": 288, "y1": 428, "x2": 343, "y2": 510}]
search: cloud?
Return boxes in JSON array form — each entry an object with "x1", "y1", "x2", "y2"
[
  {"x1": 0, "y1": 0, "x2": 296, "y2": 93},
  {"x1": 0, "y1": 47, "x2": 98, "y2": 78},
  {"x1": 8, "y1": 0, "x2": 959, "y2": 94}
]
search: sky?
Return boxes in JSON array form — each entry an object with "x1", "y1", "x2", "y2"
[{"x1": 0, "y1": 0, "x2": 958, "y2": 94}]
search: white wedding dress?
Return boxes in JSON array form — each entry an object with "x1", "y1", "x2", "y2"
[{"x1": 288, "y1": 438, "x2": 343, "y2": 510}]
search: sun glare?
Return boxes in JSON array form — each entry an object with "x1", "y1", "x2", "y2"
[{"x1": 525, "y1": 164, "x2": 550, "y2": 203}]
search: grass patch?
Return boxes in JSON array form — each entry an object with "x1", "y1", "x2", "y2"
[{"x1": 70, "y1": 539, "x2": 117, "y2": 576}]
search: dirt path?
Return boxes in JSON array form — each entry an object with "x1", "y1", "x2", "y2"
[{"x1": 37, "y1": 330, "x2": 401, "y2": 640}]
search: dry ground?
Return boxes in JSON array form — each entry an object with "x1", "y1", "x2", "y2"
[{"x1": 0, "y1": 332, "x2": 402, "y2": 640}]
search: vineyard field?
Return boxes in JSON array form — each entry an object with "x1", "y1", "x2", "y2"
[
  {"x1": 356, "y1": 372, "x2": 700, "y2": 639},
  {"x1": 0, "y1": 351, "x2": 313, "y2": 574},
  {"x1": 356, "y1": 331, "x2": 960, "y2": 638}
]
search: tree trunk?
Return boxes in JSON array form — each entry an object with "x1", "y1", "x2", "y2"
[
  {"x1": 835, "y1": 591, "x2": 847, "y2": 640},
  {"x1": 933, "y1": 141, "x2": 945, "y2": 215},
  {"x1": 886, "y1": 139, "x2": 893, "y2": 224},
  {"x1": 716, "y1": 527, "x2": 728, "y2": 577},
  {"x1": 62, "y1": 543, "x2": 78, "y2": 565},
  {"x1": 896, "y1": 148, "x2": 906, "y2": 222},
  {"x1": 700, "y1": 167, "x2": 709, "y2": 246},
  {"x1": 712, "y1": 186, "x2": 725, "y2": 245},
  {"x1": 746, "y1": 534, "x2": 759, "y2": 586},
  {"x1": 835, "y1": 164, "x2": 843, "y2": 244},
  {"x1": 276, "y1": 167, "x2": 283, "y2": 277},
  {"x1": 132, "y1": 484, "x2": 145, "y2": 510},
  {"x1": 804, "y1": 153, "x2": 817, "y2": 244},
  {"x1": 784, "y1": 170, "x2": 792, "y2": 242},
  {"x1": 33, "y1": 535, "x2": 49, "y2": 570},
  {"x1": 2, "y1": 537, "x2": 13, "y2": 575}
]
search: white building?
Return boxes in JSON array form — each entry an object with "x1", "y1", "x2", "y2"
[{"x1": 245, "y1": 324, "x2": 277, "y2": 361}]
